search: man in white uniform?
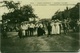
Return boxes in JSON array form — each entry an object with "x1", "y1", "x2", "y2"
[
  {"x1": 25, "y1": 23, "x2": 29, "y2": 36},
  {"x1": 20, "y1": 23, "x2": 27, "y2": 37},
  {"x1": 29, "y1": 23, "x2": 35, "y2": 36}
]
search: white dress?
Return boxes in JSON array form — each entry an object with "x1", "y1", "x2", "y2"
[
  {"x1": 51, "y1": 22, "x2": 57, "y2": 34},
  {"x1": 56, "y1": 22, "x2": 60, "y2": 34},
  {"x1": 35, "y1": 24, "x2": 39, "y2": 35}
]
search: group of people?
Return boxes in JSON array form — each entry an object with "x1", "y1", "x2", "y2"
[
  {"x1": 18, "y1": 19, "x2": 74, "y2": 38},
  {"x1": 18, "y1": 22, "x2": 45, "y2": 38},
  {"x1": 1, "y1": 19, "x2": 80, "y2": 38},
  {"x1": 47, "y1": 19, "x2": 69, "y2": 36}
]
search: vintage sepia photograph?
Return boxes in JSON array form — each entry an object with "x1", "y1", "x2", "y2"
[{"x1": 0, "y1": 0, "x2": 80, "y2": 53}]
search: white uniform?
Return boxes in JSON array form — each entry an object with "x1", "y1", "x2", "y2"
[
  {"x1": 21, "y1": 24, "x2": 26, "y2": 36},
  {"x1": 29, "y1": 23, "x2": 35, "y2": 28},
  {"x1": 35, "y1": 24, "x2": 39, "y2": 35},
  {"x1": 39, "y1": 23, "x2": 43, "y2": 28},
  {"x1": 25, "y1": 24, "x2": 29, "y2": 30},
  {"x1": 29, "y1": 23, "x2": 35, "y2": 35}
]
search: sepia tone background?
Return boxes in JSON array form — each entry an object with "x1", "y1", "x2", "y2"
[{"x1": 0, "y1": 0, "x2": 80, "y2": 53}]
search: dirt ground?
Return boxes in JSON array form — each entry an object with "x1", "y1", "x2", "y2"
[{"x1": 1, "y1": 32, "x2": 80, "y2": 53}]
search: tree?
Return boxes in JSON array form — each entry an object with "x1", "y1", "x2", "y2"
[
  {"x1": 2, "y1": 1, "x2": 20, "y2": 11},
  {"x1": 1, "y1": 1, "x2": 37, "y2": 24},
  {"x1": 20, "y1": 5, "x2": 37, "y2": 21},
  {"x1": 69, "y1": 3, "x2": 79, "y2": 20},
  {"x1": 51, "y1": 3, "x2": 79, "y2": 20},
  {"x1": 52, "y1": 10, "x2": 63, "y2": 20}
]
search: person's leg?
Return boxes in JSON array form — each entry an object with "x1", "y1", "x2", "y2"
[
  {"x1": 21, "y1": 30, "x2": 25, "y2": 38},
  {"x1": 28, "y1": 29, "x2": 30, "y2": 36},
  {"x1": 25, "y1": 30, "x2": 27, "y2": 36},
  {"x1": 38, "y1": 29, "x2": 41, "y2": 36},
  {"x1": 30, "y1": 28, "x2": 33, "y2": 36},
  {"x1": 25, "y1": 30, "x2": 28, "y2": 37},
  {"x1": 23, "y1": 30, "x2": 26, "y2": 37},
  {"x1": 65, "y1": 28, "x2": 68, "y2": 34},
  {"x1": 32, "y1": 28, "x2": 34, "y2": 36},
  {"x1": 18, "y1": 31, "x2": 22, "y2": 38},
  {"x1": 60, "y1": 26, "x2": 62, "y2": 34},
  {"x1": 48, "y1": 30, "x2": 50, "y2": 35},
  {"x1": 64, "y1": 29, "x2": 66, "y2": 34},
  {"x1": 48, "y1": 31, "x2": 49, "y2": 35},
  {"x1": 48, "y1": 31, "x2": 50, "y2": 37},
  {"x1": 37, "y1": 28, "x2": 40, "y2": 36},
  {"x1": 31, "y1": 31, "x2": 33, "y2": 36},
  {"x1": 27, "y1": 30, "x2": 28, "y2": 36},
  {"x1": 63, "y1": 27, "x2": 66, "y2": 34},
  {"x1": 30, "y1": 29, "x2": 31, "y2": 36}
]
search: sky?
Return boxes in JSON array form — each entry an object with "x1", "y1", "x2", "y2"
[{"x1": 0, "y1": 0, "x2": 80, "y2": 20}]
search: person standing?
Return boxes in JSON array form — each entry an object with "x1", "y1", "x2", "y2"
[
  {"x1": 47, "y1": 22, "x2": 52, "y2": 36},
  {"x1": 51, "y1": 20, "x2": 57, "y2": 34},
  {"x1": 56, "y1": 19, "x2": 61, "y2": 34},
  {"x1": 77, "y1": 19, "x2": 80, "y2": 32},
  {"x1": 37, "y1": 23, "x2": 45, "y2": 36},
  {"x1": 40, "y1": 23, "x2": 45, "y2": 36},
  {"x1": 62, "y1": 19, "x2": 68, "y2": 34},
  {"x1": 20, "y1": 23, "x2": 27, "y2": 37},
  {"x1": 35, "y1": 23, "x2": 39, "y2": 35},
  {"x1": 18, "y1": 24, "x2": 23, "y2": 38},
  {"x1": 37, "y1": 26, "x2": 42, "y2": 36},
  {"x1": 25, "y1": 23, "x2": 29, "y2": 37},
  {"x1": 29, "y1": 23, "x2": 35, "y2": 36},
  {"x1": 27, "y1": 23, "x2": 30, "y2": 36}
]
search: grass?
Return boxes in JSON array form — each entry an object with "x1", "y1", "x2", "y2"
[{"x1": 1, "y1": 32, "x2": 79, "y2": 53}]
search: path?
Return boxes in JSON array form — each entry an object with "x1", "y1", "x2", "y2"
[{"x1": 1, "y1": 33, "x2": 79, "y2": 53}]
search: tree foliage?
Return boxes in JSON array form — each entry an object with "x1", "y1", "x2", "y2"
[
  {"x1": 2, "y1": 1, "x2": 20, "y2": 10},
  {"x1": 52, "y1": 3, "x2": 79, "y2": 20},
  {"x1": 1, "y1": 1, "x2": 37, "y2": 24}
]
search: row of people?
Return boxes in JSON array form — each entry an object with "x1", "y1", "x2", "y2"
[
  {"x1": 18, "y1": 22, "x2": 45, "y2": 38},
  {"x1": 18, "y1": 19, "x2": 70, "y2": 38},
  {"x1": 1, "y1": 19, "x2": 80, "y2": 38}
]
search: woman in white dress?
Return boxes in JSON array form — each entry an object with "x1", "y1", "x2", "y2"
[
  {"x1": 51, "y1": 21, "x2": 57, "y2": 34},
  {"x1": 56, "y1": 21, "x2": 61, "y2": 34}
]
